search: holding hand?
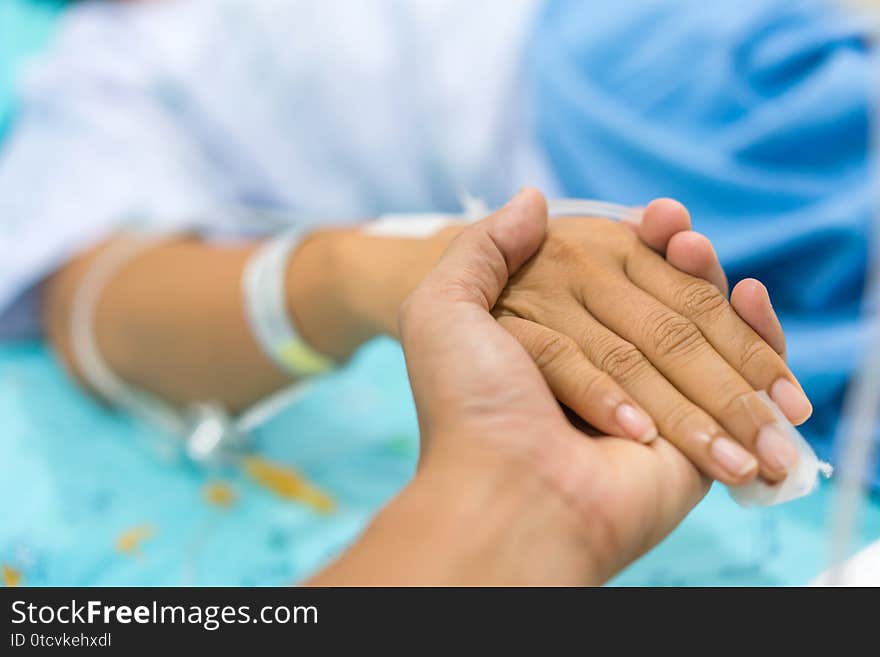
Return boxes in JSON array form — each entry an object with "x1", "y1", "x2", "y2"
[
  {"x1": 315, "y1": 189, "x2": 709, "y2": 585},
  {"x1": 494, "y1": 191, "x2": 810, "y2": 486}
]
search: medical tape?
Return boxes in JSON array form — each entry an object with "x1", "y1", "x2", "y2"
[{"x1": 241, "y1": 230, "x2": 334, "y2": 379}]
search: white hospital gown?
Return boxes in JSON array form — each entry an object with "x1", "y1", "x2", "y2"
[{"x1": 0, "y1": 0, "x2": 554, "y2": 337}]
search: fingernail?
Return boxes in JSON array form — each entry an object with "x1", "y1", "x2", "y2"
[
  {"x1": 710, "y1": 436, "x2": 758, "y2": 478},
  {"x1": 614, "y1": 403, "x2": 657, "y2": 443},
  {"x1": 756, "y1": 424, "x2": 799, "y2": 472},
  {"x1": 770, "y1": 378, "x2": 812, "y2": 424}
]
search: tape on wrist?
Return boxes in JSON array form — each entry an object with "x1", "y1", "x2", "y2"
[{"x1": 242, "y1": 230, "x2": 334, "y2": 379}]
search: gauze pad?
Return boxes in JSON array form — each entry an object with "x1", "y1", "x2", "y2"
[{"x1": 728, "y1": 391, "x2": 832, "y2": 507}]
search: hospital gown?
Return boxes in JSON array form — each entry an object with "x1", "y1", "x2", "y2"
[{"x1": 0, "y1": 0, "x2": 551, "y2": 337}]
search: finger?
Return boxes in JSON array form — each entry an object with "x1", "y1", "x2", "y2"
[
  {"x1": 580, "y1": 268, "x2": 795, "y2": 481},
  {"x1": 498, "y1": 315, "x2": 658, "y2": 443},
  {"x1": 625, "y1": 242, "x2": 810, "y2": 426},
  {"x1": 537, "y1": 300, "x2": 759, "y2": 485},
  {"x1": 400, "y1": 188, "x2": 557, "y2": 434},
  {"x1": 667, "y1": 235, "x2": 786, "y2": 367},
  {"x1": 635, "y1": 198, "x2": 692, "y2": 254},
  {"x1": 665, "y1": 230, "x2": 729, "y2": 297},
  {"x1": 730, "y1": 278, "x2": 786, "y2": 360}
]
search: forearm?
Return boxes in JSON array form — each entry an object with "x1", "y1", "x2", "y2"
[
  {"x1": 42, "y1": 226, "x2": 461, "y2": 412},
  {"x1": 43, "y1": 236, "x2": 288, "y2": 411}
]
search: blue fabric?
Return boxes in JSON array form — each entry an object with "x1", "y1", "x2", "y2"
[
  {"x1": 531, "y1": 0, "x2": 878, "y2": 484},
  {"x1": 3, "y1": 339, "x2": 879, "y2": 586}
]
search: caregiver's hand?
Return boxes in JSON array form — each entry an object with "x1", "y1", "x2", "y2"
[
  {"x1": 494, "y1": 191, "x2": 810, "y2": 486},
  {"x1": 312, "y1": 189, "x2": 708, "y2": 585}
]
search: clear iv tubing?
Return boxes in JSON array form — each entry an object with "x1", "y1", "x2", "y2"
[
  {"x1": 546, "y1": 198, "x2": 638, "y2": 221},
  {"x1": 826, "y1": 63, "x2": 880, "y2": 583},
  {"x1": 69, "y1": 232, "x2": 316, "y2": 465}
]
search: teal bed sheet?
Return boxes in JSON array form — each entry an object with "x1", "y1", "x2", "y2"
[
  {"x1": 1, "y1": 339, "x2": 420, "y2": 586},
  {"x1": 2, "y1": 338, "x2": 879, "y2": 587}
]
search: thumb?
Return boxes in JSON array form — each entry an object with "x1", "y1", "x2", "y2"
[
  {"x1": 399, "y1": 187, "x2": 552, "y2": 437},
  {"x1": 419, "y1": 187, "x2": 548, "y2": 312}
]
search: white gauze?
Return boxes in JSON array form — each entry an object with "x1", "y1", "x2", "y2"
[{"x1": 728, "y1": 391, "x2": 833, "y2": 507}]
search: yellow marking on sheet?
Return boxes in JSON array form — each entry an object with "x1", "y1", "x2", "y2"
[
  {"x1": 2, "y1": 564, "x2": 22, "y2": 587},
  {"x1": 203, "y1": 481, "x2": 237, "y2": 508},
  {"x1": 115, "y1": 524, "x2": 155, "y2": 556},
  {"x1": 242, "y1": 456, "x2": 335, "y2": 514}
]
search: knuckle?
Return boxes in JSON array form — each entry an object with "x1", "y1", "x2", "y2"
[
  {"x1": 495, "y1": 287, "x2": 567, "y2": 324},
  {"x1": 644, "y1": 308, "x2": 704, "y2": 359},
  {"x1": 457, "y1": 263, "x2": 499, "y2": 309},
  {"x1": 716, "y1": 379, "x2": 755, "y2": 423},
  {"x1": 675, "y1": 279, "x2": 727, "y2": 322},
  {"x1": 576, "y1": 368, "x2": 615, "y2": 406},
  {"x1": 474, "y1": 232, "x2": 511, "y2": 294},
  {"x1": 660, "y1": 402, "x2": 701, "y2": 437},
  {"x1": 594, "y1": 339, "x2": 648, "y2": 383},
  {"x1": 737, "y1": 337, "x2": 771, "y2": 374},
  {"x1": 527, "y1": 330, "x2": 578, "y2": 372}
]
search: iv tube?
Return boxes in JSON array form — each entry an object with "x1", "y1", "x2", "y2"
[{"x1": 826, "y1": 54, "x2": 880, "y2": 583}]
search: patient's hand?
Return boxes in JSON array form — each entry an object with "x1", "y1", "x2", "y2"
[{"x1": 495, "y1": 192, "x2": 810, "y2": 486}]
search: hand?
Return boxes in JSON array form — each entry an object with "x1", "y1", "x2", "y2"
[
  {"x1": 308, "y1": 190, "x2": 798, "y2": 488},
  {"x1": 493, "y1": 192, "x2": 809, "y2": 486},
  {"x1": 393, "y1": 189, "x2": 708, "y2": 584}
]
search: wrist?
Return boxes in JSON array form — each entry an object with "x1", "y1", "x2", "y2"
[
  {"x1": 284, "y1": 225, "x2": 464, "y2": 362},
  {"x1": 334, "y1": 225, "x2": 465, "y2": 340},
  {"x1": 412, "y1": 443, "x2": 600, "y2": 585},
  {"x1": 284, "y1": 228, "x2": 378, "y2": 361},
  {"x1": 323, "y1": 443, "x2": 599, "y2": 586}
]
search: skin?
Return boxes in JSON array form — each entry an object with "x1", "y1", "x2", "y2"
[
  {"x1": 493, "y1": 199, "x2": 808, "y2": 485},
  {"x1": 311, "y1": 190, "x2": 708, "y2": 585},
  {"x1": 42, "y1": 192, "x2": 805, "y2": 488}
]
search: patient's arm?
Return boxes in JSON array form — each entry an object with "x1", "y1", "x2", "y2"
[
  {"x1": 42, "y1": 191, "x2": 803, "y2": 487},
  {"x1": 42, "y1": 225, "x2": 456, "y2": 411},
  {"x1": 40, "y1": 206, "x2": 687, "y2": 410}
]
